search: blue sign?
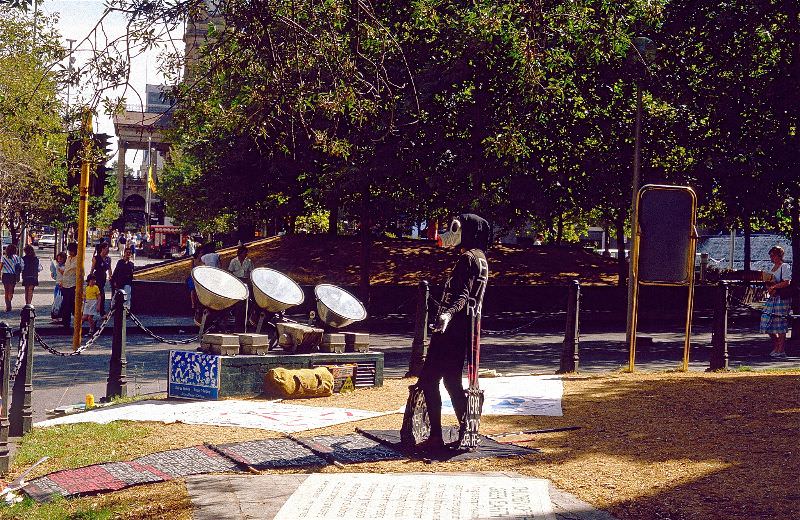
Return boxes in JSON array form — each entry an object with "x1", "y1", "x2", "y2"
[{"x1": 169, "y1": 350, "x2": 221, "y2": 400}]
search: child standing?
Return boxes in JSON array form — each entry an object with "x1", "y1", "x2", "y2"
[{"x1": 82, "y1": 274, "x2": 101, "y2": 334}]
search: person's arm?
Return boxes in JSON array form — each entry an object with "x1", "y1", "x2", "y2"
[{"x1": 437, "y1": 254, "x2": 474, "y2": 322}]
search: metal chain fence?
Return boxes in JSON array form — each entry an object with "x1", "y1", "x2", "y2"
[
  {"x1": 127, "y1": 312, "x2": 201, "y2": 345},
  {"x1": 34, "y1": 307, "x2": 116, "y2": 357},
  {"x1": 427, "y1": 292, "x2": 569, "y2": 336}
]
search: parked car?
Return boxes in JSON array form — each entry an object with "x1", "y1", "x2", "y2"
[{"x1": 38, "y1": 234, "x2": 56, "y2": 249}]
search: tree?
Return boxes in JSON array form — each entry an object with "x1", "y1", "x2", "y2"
[{"x1": 0, "y1": 10, "x2": 67, "y2": 244}]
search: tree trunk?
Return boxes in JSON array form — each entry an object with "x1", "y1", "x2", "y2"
[
  {"x1": 556, "y1": 212, "x2": 564, "y2": 245},
  {"x1": 359, "y1": 181, "x2": 371, "y2": 306},
  {"x1": 616, "y1": 213, "x2": 627, "y2": 288},
  {"x1": 328, "y1": 200, "x2": 339, "y2": 235},
  {"x1": 743, "y1": 211, "x2": 751, "y2": 272}
]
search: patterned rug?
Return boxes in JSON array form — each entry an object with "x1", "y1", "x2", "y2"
[
  {"x1": 24, "y1": 446, "x2": 243, "y2": 502},
  {"x1": 209, "y1": 433, "x2": 404, "y2": 470},
  {"x1": 23, "y1": 431, "x2": 529, "y2": 501},
  {"x1": 357, "y1": 427, "x2": 540, "y2": 461}
]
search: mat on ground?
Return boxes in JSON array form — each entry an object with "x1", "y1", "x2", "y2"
[
  {"x1": 359, "y1": 427, "x2": 538, "y2": 462},
  {"x1": 399, "y1": 375, "x2": 564, "y2": 416},
  {"x1": 35, "y1": 399, "x2": 392, "y2": 433},
  {"x1": 271, "y1": 473, "x2": 556, "y2": 520}
]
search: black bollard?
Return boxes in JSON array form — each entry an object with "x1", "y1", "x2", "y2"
[
  {"x1": 709, "y1": 281, "x2": 729, "y2": 371},
  {"x1": 10, "y1": 305, "x2": 35, "y2": 436},
  {"x1": 557, "y1": 280, "x2": 581, "y2": 374},
  {"x1": 405, "y1": 280, "x2": 430, "y2": 378},
  {"x1": 0, "y1": 322, "x2": 11, "y2": 473},
  {"x1": 105, "y1": 290, "x2": 128, "y2": 400}
]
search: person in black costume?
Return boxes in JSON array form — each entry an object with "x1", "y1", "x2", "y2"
[{"x1": 416, "y1": 213, "x2": 490, "y2": 450}]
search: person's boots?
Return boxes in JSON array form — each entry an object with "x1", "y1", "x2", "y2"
[{"x1": 415, "y1": 435, "x2": 445, "y2": 452}]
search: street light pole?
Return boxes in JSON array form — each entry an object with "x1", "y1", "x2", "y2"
[
  {"x1": 72, "y1": 108, "x2": 92, "y2": 351},
  {"x1": 625, "y1": 37, "x2": 653, "y2": 346}
]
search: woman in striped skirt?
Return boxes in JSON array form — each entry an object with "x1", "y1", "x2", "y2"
[{"x1": 760, "y1": 246, "x2": 792, "y2": 358}]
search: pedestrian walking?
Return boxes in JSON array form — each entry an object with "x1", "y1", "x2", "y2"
[
  {"x1": 185, "y1": 236, "x2": 196, "y2": 258},
  {"x1": 111, "y1": 247, "x2": 135, "y2": 306},
  {"x1": 59, "y1": 242, "x2": 79, "y2": 330},
  {"x1": 21, "y1": 245, "x2": 43, "y2": 305},
  {"x1": 81, "y1": 273, "x2": 101, "y2": 334},
  {"x1": 50, "y1": 251, "x2": 66, "y2": 322},
  {"x1": 761, "y1": 245, "x2": 792, "y2": 358},
  {"x1": 91, "y1": 242, "x2": 112, "y2": 314},
  {"x1": 1, "y1": 244, "x2": 23, "y2": 312}
]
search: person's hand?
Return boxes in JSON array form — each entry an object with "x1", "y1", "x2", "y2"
[{"x1": 432, "y1": 312, "x2": 452, "y2": 333}]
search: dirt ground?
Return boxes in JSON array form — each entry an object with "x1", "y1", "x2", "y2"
[
  {"x1": 135, "y1": 235, "x2": 620, "y2": 286},
  {"x1": 14, "y1": 370, "x2": 800, "y2": 519}
]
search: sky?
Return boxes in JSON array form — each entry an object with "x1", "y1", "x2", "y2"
[{"x1": 40, "y1": 0, "x2": 184, "y2": 169}]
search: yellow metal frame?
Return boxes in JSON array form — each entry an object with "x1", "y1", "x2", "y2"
[{"x1": 628, "y1": 185, "x2": 698, "y2": 372}]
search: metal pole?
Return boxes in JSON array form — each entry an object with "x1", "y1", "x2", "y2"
[
  {"x1": 0, "y1": 322, "x2": 11, "y2": 474},
  {"x1": 557, "y1": 280, "x2": 581, "y2": 374},
  {"x1": 405, "y1": 280, "x2": 430, "y2": 377},
  {"x1": 682, "y1": 226, "x2": 699, "y2": 372},
  {"x1": 709, "y1": 282, "x2": 729, "y2": 372},
  {"x1": 628, "y1": 194, "x2": 643, "y2": 372},
  {"x1": 145, "y1": 137, "x2": 153, "y2": 235},
  {"x1": 625, "y1": 81, "x2": 643, "y2": 344},
  {"x1": 106, "y1": 290, "x2": 128, "y2": 400},
  {"x1": 72, "y1": 108, "x2": 92, "y2": 351},
  {"x1": 10, "y1": 306, "x2": 34, "y2": 436}
]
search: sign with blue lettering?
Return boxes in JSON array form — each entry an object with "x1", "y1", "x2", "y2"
[{"x1": 169, "y1": 350, "x2": 221, "y2": 400}]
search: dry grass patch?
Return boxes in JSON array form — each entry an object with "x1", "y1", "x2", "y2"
[{"x1": 7, "y1": 371, "x2": 800, "y2": 519}]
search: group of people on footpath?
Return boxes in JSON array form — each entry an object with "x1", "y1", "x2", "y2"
[
  {"x1": 2, "y1": 239, "x2": 135, "y2": 336},
  {"x1": 2, "y1": 244, "x2": 43, "y2": 312},
  {"x1": 111, "y1": 230, "x2": 148, "y2": 260}
]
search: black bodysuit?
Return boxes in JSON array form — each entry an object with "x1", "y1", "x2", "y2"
[{"x1": 417, "y1": 214, "x2": 490, "y2": 439}]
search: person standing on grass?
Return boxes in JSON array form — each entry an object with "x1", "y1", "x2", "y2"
[
  {"x1": 415, "y1": 213, "x2": 490, "y2": 451},
  {"x1": 1, "y1": 244, "x2": 23, "y2": 313},
  {"x1": 59, "y1": 242, "x2": 79, "y2": 330},
  {"x1": 21, "y1": 245, "x2": 42, "y2": 305},
  {"x1": 761, "y1": 245, "x2": 792, "y2": 358}
]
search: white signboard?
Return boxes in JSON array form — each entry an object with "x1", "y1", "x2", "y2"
[{"x1": 274, "y1": 473, "x2": 556, "y2": 520}]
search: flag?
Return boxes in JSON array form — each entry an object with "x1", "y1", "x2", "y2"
[{"x1": 148, "y1": 165, "x2": 157, "y2": 193}]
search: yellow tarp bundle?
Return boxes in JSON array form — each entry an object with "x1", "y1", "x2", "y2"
[{"x1": 264, "y1": 367, "x2": 334, "y2": 398}]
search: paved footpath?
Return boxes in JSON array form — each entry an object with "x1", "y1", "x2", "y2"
[{"x1": 186, "y1": 472, "x2": 619, "y2": 520}]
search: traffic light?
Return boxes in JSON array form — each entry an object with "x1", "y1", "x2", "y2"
[
  {"x1": 66, "y1": 132, "x2": 81, "y2": 188},
  {"x1": 91, "y1": 133, "x2": 113, "y2": 197}
]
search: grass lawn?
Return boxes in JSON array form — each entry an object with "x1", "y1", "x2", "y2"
[
  {"x1": 2, "y1": 369, "x2": 799, "y2": 519},
  {"x1": 135, "y1": 235, "x2": 619, "y2": 286}
]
